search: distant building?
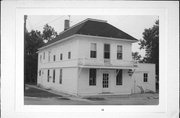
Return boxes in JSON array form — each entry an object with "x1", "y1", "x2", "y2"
[{"x1": 37, "y1": 18, "x2": 156, "y2": 96}]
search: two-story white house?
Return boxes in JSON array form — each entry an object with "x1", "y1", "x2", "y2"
[{"x1": 37, "y1": 18, "x2": 156, "y2": 96}]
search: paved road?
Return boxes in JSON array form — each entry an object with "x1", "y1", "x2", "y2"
[{"x1": 24, "y1": 85, "x2": 159, "y2": 105}]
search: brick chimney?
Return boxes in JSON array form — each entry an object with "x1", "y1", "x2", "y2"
[{"x1": 64, "y1": 19, "x2": 70, "y2": 30}]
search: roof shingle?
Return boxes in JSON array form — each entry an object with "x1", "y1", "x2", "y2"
[{"x1": 40, "y1": 18, "x2": 138, "y2": 48}]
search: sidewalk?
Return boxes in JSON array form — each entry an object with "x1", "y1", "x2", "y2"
[
  {"x1": 24, "y1": 84, "x2": 159, "y2": 105},
  {"x1": 25, "y1": 84, "x2": 93, "y2": 102}
]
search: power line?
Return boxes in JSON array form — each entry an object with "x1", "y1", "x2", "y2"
[{"x1": 32, "y1": 16, "x2": 65, "y2": 30}]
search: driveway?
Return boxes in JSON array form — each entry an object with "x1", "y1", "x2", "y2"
[{"x1": 24, "y1": 85, "x2": 159, "y2": 105}]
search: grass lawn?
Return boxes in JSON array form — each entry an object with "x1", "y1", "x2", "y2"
[{"x1": 24, "y1": 87, "x2": 62, "y2": 98}]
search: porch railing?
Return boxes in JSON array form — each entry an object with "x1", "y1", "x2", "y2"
[{"x1": 78, "y1": 58, "x2": 137, "y2": 67}]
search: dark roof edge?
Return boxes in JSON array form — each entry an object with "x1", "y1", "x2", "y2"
[
  {"x1": 58, "y1": 18, "x2": 107, "y2": 36},
  {"x1": 38, "y1": 34, "x2": 138, "y2": 52}
]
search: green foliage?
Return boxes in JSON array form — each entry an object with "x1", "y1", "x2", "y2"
[{"x1": 139, "y1": 20, "x2": 159, "y2": 76}]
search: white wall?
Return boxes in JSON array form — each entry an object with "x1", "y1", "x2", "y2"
[
  {"x1": 38, "y1": 36, "x2": 79, "y2": 69},
  {"x1": 37, "y1": 37, "x2": 80, "y2": 95},
  {"x1": 38, "y1": 67, "x2": 78, "y2": 95},
  {"x1": 111, "y1": 69, "x2": 133, "y2": 94},
  {"x1": 77, "y1": 35, "x2": 133, "y2": 62},
  {"x1": 132, "y1": 63, "x2": 156, "y2": 93},
  {"x1": 37, "y1": 35, "x2": 135, "y2": 96},
  {"x1": 78, "y1": 68, "x2": 133, "y2": 96}
]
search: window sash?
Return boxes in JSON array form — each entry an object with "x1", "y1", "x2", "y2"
[
  {"x1": 143, "y1": 73, "x2": 148, "y2": 82},
  {"x1": 117, "y1": 45, "x2": 123, "y2": 59},
  {"x1": 90, "y1": 43, "x2": 97, "y2": 58},
  {"x1": 116, "y1": 69, "x2": 122, "y2": 85},
  {"x1": 68, "y1": 52, "x2": 71, "y2": 59},
  {"x1": 39, "y1": 70, "x2": 41, "y2": 76},
  {"x1": 40, "y1": 55, "x2": 42, "y2": 62},
  {"x1": 53, "y1": 55, "x2": 56, "y2": 61},
  {"x1": 53, "y1": 69, "x2": 55, "y2": 83},
  {"x1": 104, "y1": 44, "x2": 110, "y2": 52},
  {"x1": 60, "y1": 54, "x2": 63, "y2": 60},
  {"x1": 104, "y1": 44, "x2": 110, "y2": 59},
  {"x1": 117, "y1": 45, "x2": 122, "y2": 53},
  {"x1": 117, "y1": 53, "x2": 122, "y2": 59},
  {"x1": 91, "y1": 43, "x2": 97, "y2": 51},
  {"x1": 43, "y1": 52, "x2": 45, "y2": 59},
  {"x1": 47, "y1": 70, "x2": 50, "y2": 82},
  {"x1": 48, "y1": 51, "x2": 51, "y2": 62},
  {"x1": 89, "y1": 69, "x2": 96, "y2": 85},
  {"x1": 59, "y1": 69, "x2": 62, "y2": 84},
  {"x1": 90, "y1": 51, "x2": 96, "y2": 58},
  {"x1": 104, "y1": 52, "x2": 110, "y2": 59}
]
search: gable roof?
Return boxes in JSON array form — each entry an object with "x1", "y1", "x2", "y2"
[{"x1": 40, "y1": 18, "x2": 138, "y2": 48}]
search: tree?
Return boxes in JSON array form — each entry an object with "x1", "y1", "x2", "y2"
[
  {"x1": 139, "y1": 20, "x2": 159, "y2": 91},
  {"x1": 139, "y1": 20, "x2": 159, "y2": 74},
  {"x1": 42, "y1": 24, "x2": 57, "y2": 42},
  {"x1": 24, "y1": 30, "x2": 44, "y2": 84},
  {"x1": 132, "y1": 52, "x2": 142, "y2": 62},
  {"x1": 24, "y1": 23, "x2": 58, "y2": 84}
]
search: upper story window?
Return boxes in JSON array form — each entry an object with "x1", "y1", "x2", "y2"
[
  {"x1": 68, "y1": 52, "x2": 71, "y2": 59},
  {"x1": 43, "y1": 52, "x2": 45, "y2": 60},
  {"x1": 39, "y1": 70, "x2": 41, "y2": 76},
  {"x1": 89, "y1": 69, "x2": 96, "y2": 86},
  {"x1": 48, "y1": 51, "x2": 51, "y2": 62},
  {"x1": 143, "y1": 73, "x2": 148, "y2": 82},
  {"x1": 116, "y1": 69, "x2": 123, "y2": 85},
  {"x1": 53, "y1": 55, "x2": 56, "y2": 61},
  {"x1": 117, "y1": 45, "x2": 123, "y2": 60},
  {"x1": 104, "y1": 44, "x2": 110, "y2": 59},
  {"x1": 60, "y1": 53, "x2": 63, "y2": 60},
  {"x1": 90, "y1": 43, "x2": 97, "y2": 58},
  {"x1": 40, "y1": 55, "x2": 42, "y2": 63}
]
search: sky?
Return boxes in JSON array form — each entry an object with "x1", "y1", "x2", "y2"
[{"x1": 26, "y1": 15, "x2": 159, "y2": 58}]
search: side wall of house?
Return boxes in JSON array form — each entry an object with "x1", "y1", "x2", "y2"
[
  {"x1": 77, "y1": 68, "x2": 133, "y2": 96},
  {"x1": 39, "y1": 67, "x2": 78, "y2": 95},
  {"x1": 37, "y1": 37, "x2": 79, "y2": 95},
  {"x1": 132, "y1": 63, "x2": 156, "y2": 93}
]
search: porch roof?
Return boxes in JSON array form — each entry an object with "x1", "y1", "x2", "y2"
[{"x1": 78, "y1": 65, "x2": 137, "y2": 70}]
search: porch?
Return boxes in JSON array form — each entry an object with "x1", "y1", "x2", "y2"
[{"x1": 77, "y1": 65, "x2": 137, "y2": 96}]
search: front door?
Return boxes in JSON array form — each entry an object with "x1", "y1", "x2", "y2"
[{"x1": 102, "y1": 73, "x2": 109, "y2": 92}]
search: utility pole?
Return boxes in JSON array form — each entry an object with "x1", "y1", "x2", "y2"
[
  {"x1": 24, "y1": 15, "x2": 27, "y2": 33},
  {"x1": 24, "y1": 15, "x2": 27, "y2": 90}
]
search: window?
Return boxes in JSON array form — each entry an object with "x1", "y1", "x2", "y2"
[
  {"x1": 117, "y1": 45, "x2": 123, "y2": 60},
  {"x1": 143, "y1": 73, "x2": 148, "y2": 82},
  {"x1": 40, "y1": 55, "x2": 42, "y2": 62},
  {"x1": 116, "y1": 69, "x2": 122, "y2": 85},
  {"x1": 39, "y1": 70, "x2": 41, "y2": 76},
  {"x1": 90, "y1": 43, "x2": 97, "y2": 58},
  {"x1": 104, "y1": 44, "x2": 110, "y2": 59},
  {"x1": 59, "y1": 69, "x2": 62, "y2": 84},
  {"x1": 53, "y1": 55, "x2": 56, "y2": 61},
  {"x1": 43, "y1": 52, "x2": 45, "y2": 59},
  {"x1": 47, "y1": 69, "x2": 50, "y2": 82},
  {"x1": 89, "y1": 69, "x2": 96, "y2": 86},
  {"x1": 48, "y1": 51, "x2": 51, "y2": 62},
  {"x1": 60, "y1": 53, "x2": 63, "y2": 60},
  {"x1": 68, "y1": 52, "x2": 71, "y2": 59},
  {"x1": 53, "y1": 69, "x2": 55, "y2": 83}
]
